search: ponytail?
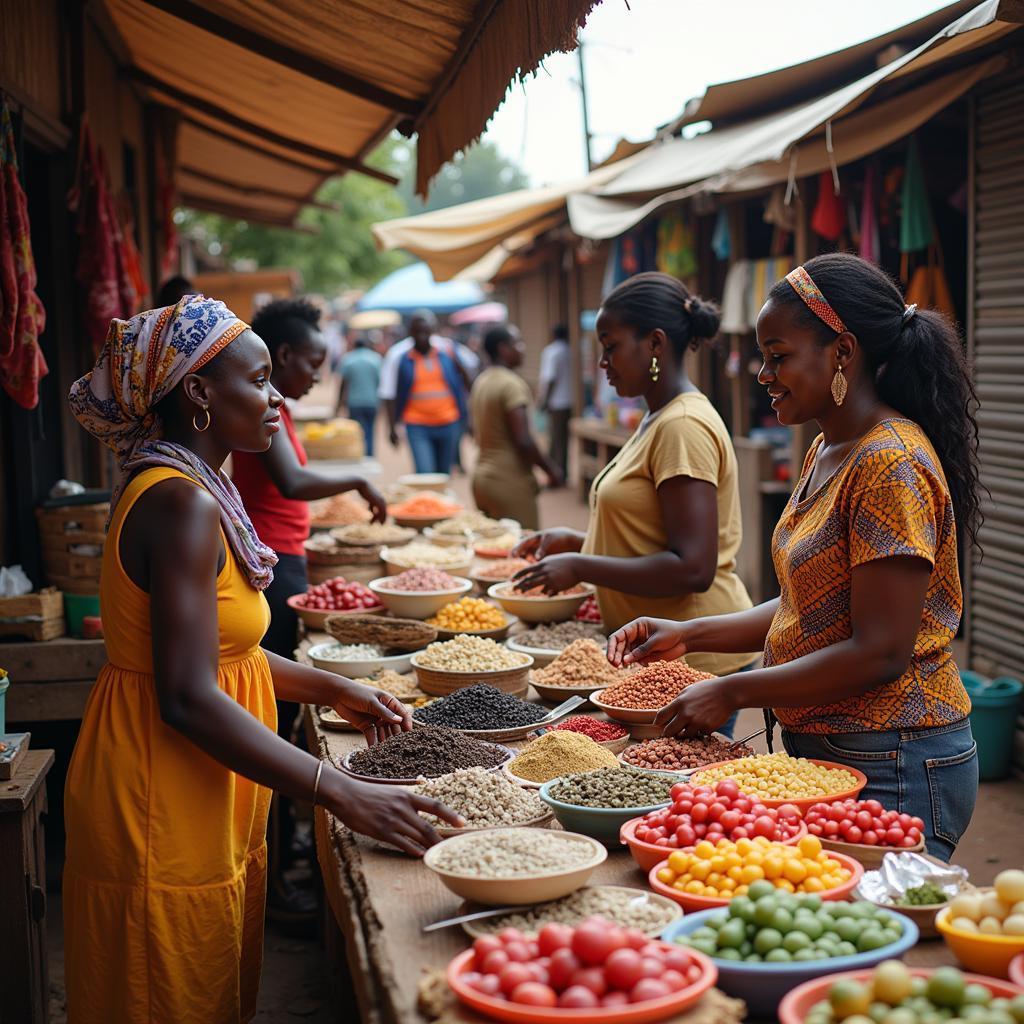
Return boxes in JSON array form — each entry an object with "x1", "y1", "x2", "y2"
[
  {"x1": 767, "y1": 252, "x2": 982, "y2": 547},
  {"x1": 602, "y1": 271, "x2": 721, "y2": 360}
]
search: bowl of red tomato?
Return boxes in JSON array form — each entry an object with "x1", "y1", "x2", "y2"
[
  {"x1": 448, "y1": 916, "x2": 717, "y2": 1022},
  {"x1": 804, "y1": 798, "x2": 926, "y2": 868},
  {"x1": 619, "y1": 779, "x2": 807, "y2": 872},
  {"x1": 287, "y1": 577, "x2": 385, "y2": 629}
]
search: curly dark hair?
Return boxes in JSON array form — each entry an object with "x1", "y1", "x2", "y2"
[
  {"x1": 601, "y1": 271, "x2": 721, "y2": 360},
  {"x1": 767, "y1": 252, "x2": 982, "y2": 548},
  {"x1": 250, "y1": 297, "x2": 321, "y2": 356}
]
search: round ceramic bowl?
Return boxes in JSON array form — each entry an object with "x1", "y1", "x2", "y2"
[
  {"x1": 936, "y1": 899, "x2": 1024, "y2": 978},
  {"x1": 587, "y1": 690, "x2": 664, "y2": 726},
  {"x1": 487, "y1": 582, "x2": 596, "y2": 624},
  {"x1": 392, "y1": 511, "x2": 464, "y2": 530},
  {"x1": 688, "y1": 758, "x2": 868, "y2": 814},
  {"x1": 649, "y1": 850, "x2": 865, "y2": 913},
  {"x1": 423, "y1": 527, "x2": 476, "y2": 548},
  {"x1": 447, "y1": 940, "x2": 717, "y2": 1023},
  {"x1": 433, "y1": 615, "x2": 517, "y2": 643},
  {"x1": 367, "y1": 575, "x2": 473, "y2": 619},
  {"x1": 397, "y1": 472, "x2": 451, "y2": 492},
  {"x1": 530, "y1": 679, "x2": 610, "y2": 703},
  {"x1": 433, "y1": 807, "x2": 554, "y2": 840},
  {"x1": 329, "y1": 524, "x2": 417, "y2": 548},
  {"x1": 619, "y1": 816, "x2": 808, "y2": 873},
  {"x1": 423, "y1": 828, "x2": 607, "y2": 906},
  {"x1": 662, "y1": 908, "x2": 918, "y2": 1019},
  {"x1": 381, "y1": 545, "x2": 473, "y2": 579},
  {"x1": 538, "y1": 775, "x2": 680, "y2": 848},
  {"x1": 338, "y1": 743, "x2": 514, "y2": 786},
  {"x1": 778, "y1": 968, "x2": 1022, "y2": 1024},
  {"x1": 862, "y1": 895, "x2": 952, "y2": 941},
  {"x1": 307, "y1": 642, "x2": 414, "y2": 679},
  {"x1": 410, "y1": 697, "x2": 575, "y2": 744},
  {"x1": 286, "y1": 595, "x2": 385, "y2": 631}
]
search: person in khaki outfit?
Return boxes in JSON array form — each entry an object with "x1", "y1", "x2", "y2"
[{"x1": 470, "y1": 325, "x2": 563, "y2": 530}]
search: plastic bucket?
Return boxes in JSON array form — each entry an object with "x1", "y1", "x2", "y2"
[
  {"x1": 64, "y1": 593, "x2": 101, "y2": 639},
  {"x1": 0, "y1": 676, "x2": 8, "y2": 734},
  {"x1": 962, "y1": 673, "x2": 1023, "y2": 781}
]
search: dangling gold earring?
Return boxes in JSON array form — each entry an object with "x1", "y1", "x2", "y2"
[
  {"x1": 192, "y1": 408, "x2": 211, "y2": 432},
  {"x1": 649, "y1": 356, "x2": 660, "y2": 382},
  {"x1": 831, "y1": 366, "x2": 848, "y2": 407}
]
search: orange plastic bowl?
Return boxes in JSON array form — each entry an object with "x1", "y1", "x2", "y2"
[
  {"x1": 619, "y1": 817, "x2": 808, "y2": 873},
  {"x1": 778, "y1": 968, "x2": 1022, "y2": 1024},
  {"x1": 647, "y1": 849, "x2": 864, "y2": 913},
  {"x1": 447, "y1": 943, "x2": 717, "y2": 1024},
  {"x1": 936, "y1": 904, "x2": 1024, "y2": 979},
  {"x1": 689, "y1": 758, "x2": 868, "y2": 814}
]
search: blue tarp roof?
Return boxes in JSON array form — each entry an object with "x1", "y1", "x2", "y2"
[{"x1": 356, "y1": 262, "x2": 484, "y2": 315}]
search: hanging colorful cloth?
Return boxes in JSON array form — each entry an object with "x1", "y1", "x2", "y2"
[
  {"x1": 859, "y1": 163, "x2": 881, "y2": 264},
  {"x1": 656, "y1": 212, "x2": 698, "y2": 278},
  {"x1": 0, "y1": 98, "x2": 48, "y2": 409},
  {"x1": 711, "y1": 208, "x2": 731, "y2": 261},
  {"x1": 900, "y1": 136, "x2": 934, "y2": 254},
  {"x1": 811, "y1": 170, "x2": 846, "y2": 241}
]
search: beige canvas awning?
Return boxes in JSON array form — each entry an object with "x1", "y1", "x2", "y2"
[{"x1": 96, "y1": 0, "x2": 600, "y2": 223}]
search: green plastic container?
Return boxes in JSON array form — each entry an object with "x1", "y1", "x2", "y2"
[
  {"x1": 961, "y1": 672, "x2": 1023, "y2": 780},
  {"x1": 0, "y1": 676, "x2": 8, "y2": 734},
  {"x1": 64, "y1": 593, "x2": 101, "y2": 639}
]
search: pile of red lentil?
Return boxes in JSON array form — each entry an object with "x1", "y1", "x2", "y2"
[
  {"x1": 552, "y1": 715, "x2": 628, "y2": 743},
  {"x1": 600, "y1": 660, "x2": 716, "y2": 709}
]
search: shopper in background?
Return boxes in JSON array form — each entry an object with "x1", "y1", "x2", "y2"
[
  {"x1": 380, "y1": 311, "x2": 467, "y2": 474},
  {"x1": 538, "y1": 323, "x2": 573, "y2": 482},
  {"x1": 337, "y1": 336, "x2": 383, "y2": 456},
  {"x1": 608, "y1": 253, "x2": 980, "y2": 861},
  {"x1": 471, "y1": 325, "x2": 563, "y2": 529},
  {"x1": 514, "y1": 272, "x2": 755, "y2": 735},
  {"x1": 155, "y1": 275, "x2": 193, "y2": 307}
]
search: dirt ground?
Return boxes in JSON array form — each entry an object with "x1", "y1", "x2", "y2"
[{"x1": 42, "y1": 388, "x2": 1024, "y2": 1022}]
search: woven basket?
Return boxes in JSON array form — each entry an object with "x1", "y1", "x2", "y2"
[
  {"x1": 302, "y1": 434, "x2": 364, "y2": 461},
  {"x1": 411, "y1": 654, "x2": 533, "y2": 697},
  {"x1": 0, "y1": 587, "x2": 66, "y2": 641},
  {"x1": 36, "y1": 503, "x2": 109, "y2": 587}
]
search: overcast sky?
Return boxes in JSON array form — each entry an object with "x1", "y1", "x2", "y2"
[{"x1": 481, "y1": 0, "x2": 959, "y2": 185}]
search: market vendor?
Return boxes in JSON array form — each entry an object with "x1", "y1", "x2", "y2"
[
  {"x1": 513, "y1": 272, "x2": 756, "y2": 733},
  {"x1": 607, "y1": 253, "x2": 979, "y2": 861},
  {"x1": 470, "y1": 324, "x2": 564, "y2": 529},
  {"x1": 64, "y1": 296, "x2": 461, "y2": 1023},
  {"x1": 231, "y1": 296, "x2": 387, "y2": 924}
]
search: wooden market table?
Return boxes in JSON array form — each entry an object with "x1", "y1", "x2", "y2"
[
  {"x1": 0, "y1": 637, "x2": 107, "y2": 722},
  {"x1": 303, "y1": 710, "x2": 961, "y2": 1024}
]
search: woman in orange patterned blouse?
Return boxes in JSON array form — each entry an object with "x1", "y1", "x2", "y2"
[{"x1": 608, "y1": 253, "x2": 980, "y2": 859}]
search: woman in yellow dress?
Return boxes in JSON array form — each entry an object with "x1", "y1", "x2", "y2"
[{"x1": 65, "y1": 296, "x2": 460, "y2": 1023}]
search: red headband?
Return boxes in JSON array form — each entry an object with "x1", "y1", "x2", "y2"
[{"x1": 785, "y1": 266, "x2": 847, "y2": 334}]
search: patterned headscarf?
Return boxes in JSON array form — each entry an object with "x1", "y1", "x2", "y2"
[{"x1": 69, "y1": 295, "x2": 277, "y2": 590}]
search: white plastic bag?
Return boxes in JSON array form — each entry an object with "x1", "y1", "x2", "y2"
[{"x1": 0, "y1": 565, "x2": 33, "y2": 598}]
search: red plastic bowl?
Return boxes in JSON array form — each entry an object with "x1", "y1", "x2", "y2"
[
  {"x1": 1010, "y1": 953, "x2": 1024, "y2": 988},
  {"x1": 619, "y1": 817, "x2": 808, "y2": 872},
  {"x1": 648, "y1": 849, "x2": 865, "y2": 913},
  {"x1": 688, "y1": 758, "x2": 868, "y2": 814},
  {"x1": 286, "y1": 593, "x2": 385, "y2": 630},
  {"x1": 778, "y1": 967, "x2": 1023, "y2": 1024},
  {"x1": 447, "y1": 943, "x2": 717, "y2": 1024}
]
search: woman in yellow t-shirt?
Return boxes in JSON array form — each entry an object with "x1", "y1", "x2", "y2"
[
  {"x1": 513, "y1": 272, "x2": 755, "y2": 730},
  {"x1": 608, "y1": 253, "x2": 980, "y2": 860}
]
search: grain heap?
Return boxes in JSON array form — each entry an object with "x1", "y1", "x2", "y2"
[
  {"x1": 621, "y1": 734, "x2": 753, "y2": 772},
  {"x1": 431, "y1": 829, "x2": 596, "y2": 877},
  {"x1": 364, "y1": 669, "x2": 429, "y2": 705},
  {"x1": 434, "y1": 511, "x2": 505, "y2": 537},
  {"x1": 507, "y1": 730, "x2": 618, "y2": 783},
  {"x1": 531, "y1": 638, "x2": 624, "y2": 689},
  {"x1": 347, "y1": 726, "x2": 507, "y2": 779},
  {"x1": 474, "y1": 532, "x2": 520, "y2": 555},
  {"x1": 413, "y1": 684, "x2": 546, "y2": 731},
  {"x1": 516, "y1": 621, "x2": 606, "y2": 651},
  {"x1": 309, "y1": 492, "x2": 371, "y2": 526},
  {"x1": 412, "y1": 767, "x2": 545, "y2": 827},
  {"x1": 314, "y1": 642, "x2": 384, "y2": 661},
  {"x1": 426, "y1": 597, "x2": 506, "y2": 632},
  {"x1": 415, "y1": 634, "x2": 529, "y2": 672},
  {"x1": 548, "y1": 767, "x2": 676, "y2": 808},
  {"x1": 600, "y1": 660, "x2": 716, "y2": 708},
  {"x1": 472, "y1": 886, "x2": 678, "y2": 935},
  {"x1": 332, "y1": 522, "x2": 414, "y2": 545},
  {"x1": 386, "y1": 542, "x2": 471, "y2": 568},
  {"x1": 475, "y1": 558, "x2": 532, "y2": 581},
  {"x1": 390, "y1": 494, "x2": 462, "y2": 518},
  {"x1": 382, "y1": 568, "x2": 461, "y2": 591}
]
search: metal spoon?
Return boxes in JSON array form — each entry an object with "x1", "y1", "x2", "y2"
[
  {"x1": 423, "y1": 906, "x2": 521, "y2": 932},
  {"x1": 537, "y1": 694, "x2": 587, "y2": 724},
  {"x1": 724, "y1": 726, "x2": 767, "y2": 752}
]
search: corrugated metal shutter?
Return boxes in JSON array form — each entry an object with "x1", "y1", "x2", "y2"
[{"x1": 969, "y1": 74, "x2": 1024, "y2": 684}]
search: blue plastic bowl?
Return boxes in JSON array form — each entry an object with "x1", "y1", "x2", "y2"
[
  {"x1": 661, "y1": 907, "x2": 919, "y2": 1017},
  {"x1": 538, "y1": 775, "x2": 679, "y2": 847}
]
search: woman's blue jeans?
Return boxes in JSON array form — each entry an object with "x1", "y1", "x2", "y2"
[
  {"x1": 781, "y1": 719, "x2": 978, "y2": 862},
  {"x1": 405, "y1": 421, "x2": 460, "y2": 475}
]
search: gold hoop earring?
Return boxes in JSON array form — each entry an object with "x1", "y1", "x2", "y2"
[
  {"x1": 192, "y1": 408, "x2": 211, "y2": 432},
  {"x1": 649, "y1": 356, "x2": 660, "y2": 383},
  {"x1": 831, "y1": 367, "x2": 848, "y2": 407}
]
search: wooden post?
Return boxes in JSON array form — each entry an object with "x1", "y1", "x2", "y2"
[
  {"x1": 790, "y1": 188, "x2": 817, "y2": 474},
  {"x1": 727, "y1": 203, "x2": 749, "y2": 439}
]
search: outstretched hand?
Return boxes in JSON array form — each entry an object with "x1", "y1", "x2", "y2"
[
  {"x1": 333, "y1": 683, "x2": 411, "y2": 746},
  {"x1": 606, "y1": 617, "x2": 689, "y2": 667}
]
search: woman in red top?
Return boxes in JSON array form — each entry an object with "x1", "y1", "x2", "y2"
[{"x1": 232, "y1": 298, "x2": 385, "y2": 920}]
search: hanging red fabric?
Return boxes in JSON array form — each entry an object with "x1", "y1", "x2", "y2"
[{"x1": 0, "y1": 98, "x2": 48, "y2": 409}]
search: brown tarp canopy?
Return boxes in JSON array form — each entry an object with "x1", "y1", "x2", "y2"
[{"x1": 98, "y1": 0, "x2": 599, "y2": 223}]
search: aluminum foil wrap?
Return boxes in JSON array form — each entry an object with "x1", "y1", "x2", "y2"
[{"x1": 855, "y1": 851, "x2": 968, "y2": 905}]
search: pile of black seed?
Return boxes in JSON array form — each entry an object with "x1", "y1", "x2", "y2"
[
  {"x1": 347, "y1": 726, "x2": 508, "y2": 779},
  {"x1": 412, "y1": 683, "x2": 548, "y2": 731}
]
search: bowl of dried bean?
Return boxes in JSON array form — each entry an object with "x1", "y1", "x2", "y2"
[
  {"x1": 472, "y1": 558, "x2": 534, "y2": 593},
  {"x1": 589, "y1": 661, "x2": 718, "y2": 726},
  {"x1": 527, "y1": 638, "x2": 628, "y2": 700},
  {"x1": 488, "y1": 582, "x2": 596, "y2": 624},
  {"x1": 382, "y1": 542, "x2": 473, "y2": 578},
  {"x1": 410, "y1": 635, "x2": 534, "y2": 697},
  {"x1": 506, "y1": 621, "x2": 607, "y2": 669},
  {"x1": 368, "y1": 571, "x2": 473, "y2": 619},
  {"x1": 411, "y1": 683, "x2": 563, "y2": 742},
  {"x1": 618, "y1": 734, "x2": 754, "y2": 775},
  {"x1": 423, "y1": 827, "x2": 608, "y2": 906}
]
